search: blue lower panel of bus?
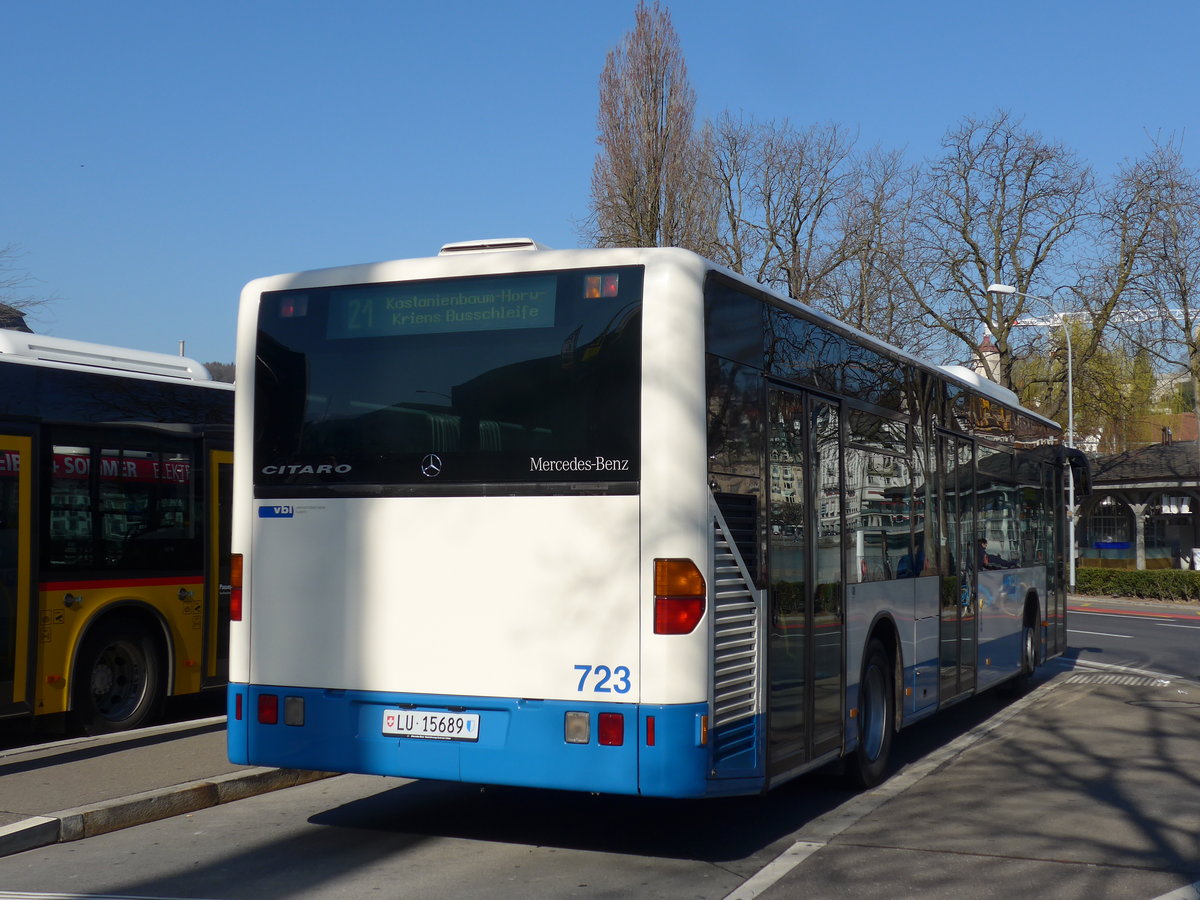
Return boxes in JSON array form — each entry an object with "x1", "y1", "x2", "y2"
[{"x1": 227, "y1": 684, "x2": 757, "y2": 798}]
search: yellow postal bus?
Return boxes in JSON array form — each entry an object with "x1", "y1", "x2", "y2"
[{"x1": 0, "y1": 330, "x2": 233, "y2": 733}]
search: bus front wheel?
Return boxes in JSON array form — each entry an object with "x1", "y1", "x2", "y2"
[
  {"x1": 847, "y1": 638, "x2": 894, "y2": 789},
  {"x1": 72, "y1": 619, "x2": 164, "y2": 734}
]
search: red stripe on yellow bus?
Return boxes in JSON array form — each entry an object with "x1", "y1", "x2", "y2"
[{"x1": 40, "y1": 576, "x2": 205, "y2": 591}]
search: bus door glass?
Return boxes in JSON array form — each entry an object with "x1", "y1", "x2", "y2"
[
  {"x1": 938, "y1": 432, "x2": 977, "y2": 701},
  {"x1": 1047, "y1": 458, "x2": 1067, "y2": 656},
  {"x1": 809, "y1": 397, "x2": 844, "y2": 758},
  {"x1": 0, "y1": 434, "x2": 33, "y2": 716},
  {"x1": 205, "y1": 448, "x2": 233, "y2": 685},
  {"x1": 766, "y1": 388, "x2": 844, "y2": 776}
]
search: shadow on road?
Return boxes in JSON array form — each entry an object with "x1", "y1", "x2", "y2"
[{"x1": 305, "y1": 681, "x2": 1029, "y2": 863}]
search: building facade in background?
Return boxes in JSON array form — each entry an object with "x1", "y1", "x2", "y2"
[{"x1": 1081, "y1": 425, "x2": 1200, "y2": 570}]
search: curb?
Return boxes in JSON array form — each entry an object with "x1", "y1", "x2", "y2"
[{"x1": 0, "y1": 767, "x2": 334, "y2": 859}]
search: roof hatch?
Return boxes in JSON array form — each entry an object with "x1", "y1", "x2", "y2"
[{"x1": 438, "y1": 238, "x2": 550, "y2": 255}]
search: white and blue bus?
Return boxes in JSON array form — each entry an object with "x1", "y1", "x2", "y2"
[{"x1": 227, "y1": 240, "x2": 1088, "y2": 796}]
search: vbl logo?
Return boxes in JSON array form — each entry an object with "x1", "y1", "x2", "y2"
[{"x1": 258, "y1": 505, "x2": 295, "y2": 518}]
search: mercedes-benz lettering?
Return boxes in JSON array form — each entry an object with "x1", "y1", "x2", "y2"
[{"x1": 529, "y1": 456, "x2": 631, "y2": 473}]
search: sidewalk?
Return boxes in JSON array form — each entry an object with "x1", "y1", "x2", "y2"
[
  {"x1": 0, "y1": 715, "x2": 331, "y2": 858},
  {"x1": 738, "y1": 663, "x2": 1200, "y2": 900}
]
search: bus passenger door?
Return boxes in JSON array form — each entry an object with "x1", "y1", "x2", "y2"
[
  {"x1": 0, "y1": 433, "x2": 33, "y2": 718},
  {"x1": 204, "y1": 449, "x2": 233, "y2": 686},
  {"x1": 809, "y1": 397, "x2": 844, "y2": 759},
  {"x1": 938, "y1": 433, "x2": 977, "y2": 702},
  {"x1": 766, "y1": 388, "x2": 844, "y2": 778}
]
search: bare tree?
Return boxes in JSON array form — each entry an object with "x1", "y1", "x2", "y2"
[
  {"x1": 703, "y1": 116, "x2": 931, "y2": 351},
  {"x1": 913, "y1": 111, "x2": 1093, "y2": 388},
  {"x1": 585, "y1": 1, "x2": 713, "y2": 251},
  {"x1": 1024, "y1": 141, "x2": 1192, "y2": 440},
  {"x1": 752, "y1": 120, "x2": 859, "y2": 304},
  {"x1": 823, "y1": 146, "x2": 934, "y2": 355},
  {"x1": 704, "y1": 111, "x2": 763, "y2": 274},
  {"x1": 203, "y1": 362, "x2": 236, "y2": 384},
  {"x1": 1112, "y1": 141, "x2": 1200, "y2": 439},
  {"x1": 0, "y1": 244, "x2": 55, "y2": 331},
  {"x1": 584, "y1": 36, "x2": 1198, "y2": 453}
]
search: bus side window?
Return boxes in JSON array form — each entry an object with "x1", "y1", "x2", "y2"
[
  {"x1": 48, "y1": 445, "x2": 95, "y2": 569},
  {"x1": 101, "y1": 445, "x2": 202, "y2": 572},
  {"x1": 46, "y1": 437, "x2": 203, "y2": 574}
]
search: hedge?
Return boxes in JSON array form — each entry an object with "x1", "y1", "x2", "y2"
[{"x1": 1074, "y1": 567, "x2": 1200, "y2": 601}]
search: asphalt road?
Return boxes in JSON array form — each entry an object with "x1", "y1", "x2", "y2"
[
  {"x1": 1068, "y1": 596, "x2": 1200, "y2": 680},
  {"x1": 0, "y1": 596, "x2": 1196, "y2": 898},
  {"x1": 2, "y1": 665, "x2": 1198, "y2": 900}
]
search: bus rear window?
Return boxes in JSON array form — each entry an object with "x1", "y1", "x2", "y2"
[{"x1": 255, "y1": 267, "x2": 642, "y2": 494}]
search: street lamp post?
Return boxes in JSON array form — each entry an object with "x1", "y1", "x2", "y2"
[{"x1": 986, "y1": 283, "x2": 1078, "y2": 591}]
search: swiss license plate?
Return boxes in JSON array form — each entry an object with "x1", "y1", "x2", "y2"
[{"x1": 382, "y1": 708, "x2": 480, "y2": 742}]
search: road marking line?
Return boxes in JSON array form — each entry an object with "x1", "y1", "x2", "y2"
[
  {"x1": 722, "y1": 842, "x2": 826, "y2": 899},
  {"x1": 1070, "y1": 659, "x2": 1186, "y2": 681},
  {"x1": 1070, "y1": 610, "x2": 1189, "y2": 622},
  {"x1": 1148, "y1": 880, "x2": 1200, "y2": 900},
  {"x1": 1068, "y1": 629, "x2": 1134, "y2": 639}
]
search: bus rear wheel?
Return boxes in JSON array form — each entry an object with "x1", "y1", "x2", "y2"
[
  {"x1": 1002, "y1": 619, "x2": 1038, "y2": 697},
  {"x1": 847, "y1": 638, "x2": 894, "y2": 789},
  {"x1": 1002, "y1": 601, "x2": 1040, "y2": 698},
  {"x1": 72, "y1": 619, "x2": 163, "y2": 734},
  {"x1": 1021, "y1": 621, "x2": 1037, "y2": 675}
]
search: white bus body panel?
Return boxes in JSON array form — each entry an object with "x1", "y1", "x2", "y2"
[
  {"x1": 232, "y1": 247, "x2": 714, "y2": 709},
  {"x1": 636, "y1": 252, "x2": 711, "y2": 708},
  {"x1": 249, "y1": 495, "x2": 640, "y2": 700},
  {"x1": 977, "y1": 565, "x2": 1044, "y2": 691}
]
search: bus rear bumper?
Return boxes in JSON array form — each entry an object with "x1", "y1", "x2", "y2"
[{"x1": 226, "y1": 684, "x2": 725, "y2": 798}]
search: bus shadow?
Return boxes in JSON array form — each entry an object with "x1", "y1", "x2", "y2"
[
  {"x1": 308, "y1": 775, "x2": 849, "y2": 861},
  {"x1": 307, "y1": 686, "x2": 1027, "y2": 862}
]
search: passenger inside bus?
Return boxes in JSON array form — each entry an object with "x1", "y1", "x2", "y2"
[
  {"x1": 976, "y1": 537, "x2": 1014, "y2": 570},
  {"x1": 896, "y1": 535, "x2": 925, "y2": 578}
]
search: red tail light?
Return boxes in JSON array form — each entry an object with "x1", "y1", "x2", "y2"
[
  {"x1": 231, "y1": 553, "x2": 243, "y2": 621},
  {"x1": 653, "y1": 558, "x2": 706, "y2": 634},
  {"x1": 599, "y1": 712, "x2": 624, "y2": 746},
  {"x1": 257, "y1": 693, "x2": 278, "y2": 725}
]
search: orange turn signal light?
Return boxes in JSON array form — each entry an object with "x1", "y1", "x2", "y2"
[{"x1": 653, "y1": 558, "x2": 706, "y2": 634}]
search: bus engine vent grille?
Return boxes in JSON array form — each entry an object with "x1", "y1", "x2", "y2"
[{"x1": 711, "y1": 510, "x2": 760, "y2": 731}]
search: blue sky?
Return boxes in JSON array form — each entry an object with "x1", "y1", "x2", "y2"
[{"x1": 4, "y1": 0, "x2": 1197, "y2": 364}]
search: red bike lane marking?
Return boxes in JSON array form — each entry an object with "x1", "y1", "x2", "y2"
[{"x1": 1068, "y1": 604, "x2": 1200, "y2": 620}]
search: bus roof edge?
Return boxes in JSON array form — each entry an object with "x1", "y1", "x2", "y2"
[
  {"x1": 0, "y1": 327, "x2": 214, "y2": 381},
  {"x1": 939, "y1": 365, "x2": 1021, "y2": 407}
]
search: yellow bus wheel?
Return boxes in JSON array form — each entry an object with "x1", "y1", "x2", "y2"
[{"x1": 71, "y1": 618, "x2": 164, "y2": 734}]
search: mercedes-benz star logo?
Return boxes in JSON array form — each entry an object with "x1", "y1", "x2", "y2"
[{"x1": 420, "y1": 453, "x2": 444, "y2": 478}]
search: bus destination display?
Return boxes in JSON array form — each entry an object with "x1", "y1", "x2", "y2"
[{"x1": 326, "y1": 275, "x2": 557, "y2": 339}]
